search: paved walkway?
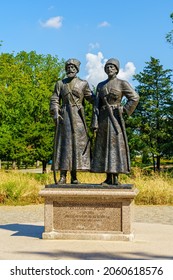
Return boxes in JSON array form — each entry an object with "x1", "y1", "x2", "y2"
[{"x1": 0, "y1": 204, "x2": 173, "y2": 260}]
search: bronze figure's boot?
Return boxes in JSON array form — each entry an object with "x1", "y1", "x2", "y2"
[
  {"x1": 57, "y1": 170, "x2": 67, "y2": 184},
  {"x1": 71, "y1": 170, "x2": 80, "y2": 184},
  {"x1": 112, "y1": 173, "x2": 119, "y2": 185},
  {"x1": 101, "y1": 173, "x2": 112, "y2": 185}
]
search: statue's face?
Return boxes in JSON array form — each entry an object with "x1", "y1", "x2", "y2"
[
  {"x1": 105, "y1": 64, "x2": 117, "y2": 78},
  {"x1": 66, "y1": 64, "x2": 78, "y2": 78}
]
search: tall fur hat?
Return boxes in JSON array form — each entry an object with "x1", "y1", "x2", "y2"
[
  {"x1": 104, "y1": 58, "x2": 120, "y2": 74},
  {"x1": 65, "y1": 58, "x2": 81, "y2": 73}
]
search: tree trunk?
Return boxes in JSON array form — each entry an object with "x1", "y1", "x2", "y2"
[
  {"x1": 42, "y1": 160, "x2": 47, "y2": 173},
  {"x1": 156, "y1": 155, "x2": 161, "y2": 172},
  {"x1": 17, "y1": 160, "x2": 21, "y2": 169},
  {"x1": 152, "y1": 154, "x2": 156, "y2": 172},
  {"x1": 6, "y1": 161, "x2": 10, "y2": 169}
]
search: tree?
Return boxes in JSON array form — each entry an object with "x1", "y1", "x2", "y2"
[
  {"x1": 166, "y1": 13, "x2": 173, "y2": 45},
  {"x1": 14, "y1": 51, "x2": 65, "y2": 172},
  {"x1": 133, "y1": 57, "x2": 173, "y2": 171},
  {"x1": 0, "y1": 52, "x2": 26, "y2": 167},
  {"x1": 0, "y1": 51, "x2": 65, "y2": 172}
]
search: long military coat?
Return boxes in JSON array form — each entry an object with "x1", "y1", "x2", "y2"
[
  {"x1": 50, "y1": 77, "x2": 93, "y2": 171},
  {"x1": 91, "y1": 76, "x2": 139, "y2": 174}
]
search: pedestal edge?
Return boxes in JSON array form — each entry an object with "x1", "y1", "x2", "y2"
[{"x1": 42, "y1": 231, "x2": 134, "y2": 241}]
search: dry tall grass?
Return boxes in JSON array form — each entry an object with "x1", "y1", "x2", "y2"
[
  {"x1": 121, "y1": 168, "x2": 173, "y2": 205},
  {"x1": 0, "y1": 168, "x2": 173, "y2": 205},
  {"x1": 0, "y1": 171, "x2": 44, "y2": 205}
]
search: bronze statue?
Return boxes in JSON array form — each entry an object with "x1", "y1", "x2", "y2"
[
  {"x1": 91, "y1": 58, "x2": 139, "y2": 185},
  {"x1": 50, "y1": 58, "x2": 94, "y2": 184}
]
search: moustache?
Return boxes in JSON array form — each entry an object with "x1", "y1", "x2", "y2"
[{"x1": 67, "y1": 70, "x2": 76, "y2": 74}]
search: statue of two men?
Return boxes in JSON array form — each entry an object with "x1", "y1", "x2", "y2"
[{"x1": 50, "y1": 58, "x2": 139, "y2": 185}]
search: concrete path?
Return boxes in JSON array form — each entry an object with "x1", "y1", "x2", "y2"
[{"x1": 0, "y1": 205, "x2": 173, "y2": 260}]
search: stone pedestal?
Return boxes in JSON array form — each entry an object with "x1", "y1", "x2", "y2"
[{"x1": 39, "y1": 184, "x2": 138, "y2": 241}]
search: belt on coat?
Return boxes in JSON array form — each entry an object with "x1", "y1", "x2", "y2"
[
  {"x1": 62, "y1": 103, "x2": 83, "y2": 109},
  {"x1": 101, "y1": 104, "x2": 120, "y2": 110}
]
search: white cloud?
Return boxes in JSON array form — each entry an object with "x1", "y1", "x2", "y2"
[
  {"x1": 98, "y1": 21, "x2": 110, "y2": 27},
  {"x1": 85, "y1": 52, "x2": 136, "y2": 87},
  {"x1": 118, "y1": 62, "x2": 136, "y2": 80},
  {"x1": 85, "y1": 52, "x2": 107, "y2": 87},
  {"x1": 40, "y1": 16, "x2": 63, "y2": 29}
]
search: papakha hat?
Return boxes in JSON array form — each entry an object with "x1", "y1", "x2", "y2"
[
  {"x1": 104, "y1": 58, "x2": 120, "y2": 74},
  {"x1": 65, "y1": 58, "x2": 81, "y2": 73}
]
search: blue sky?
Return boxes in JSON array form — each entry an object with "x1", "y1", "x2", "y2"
[{"x1": 0, "y1": 0, "x2": 172, "y2": 86}]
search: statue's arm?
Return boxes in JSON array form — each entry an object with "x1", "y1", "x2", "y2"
[
  {"x1": 83, "y1": 81, "x2": 95, "y2": 104},
  {"x1": 50, "y1": 81, "x2": 62, "y2": 120},
  {"x1": 122, "y1": 81, "x2": 139, "y2": 116}
]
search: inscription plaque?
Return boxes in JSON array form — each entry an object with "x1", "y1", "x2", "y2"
[{"x1": 53, "y1": 202, "x2": 122, "y2": 232}]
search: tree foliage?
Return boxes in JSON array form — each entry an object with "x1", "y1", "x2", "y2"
[
  {"x1": 133, "y1": 57, "x2": 173, "y2": 171},
  {"x1": 0, "y1": 51, "x2": 65, "y2": 172},
  {"x1": 166, "y1": 13, "x2": 173, "y2": 45}
]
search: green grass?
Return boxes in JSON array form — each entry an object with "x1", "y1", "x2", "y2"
[{"x1": 0, "y1": 168, "x2": 173, "y2": 206}]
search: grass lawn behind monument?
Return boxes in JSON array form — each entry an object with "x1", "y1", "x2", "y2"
[{"x1": 0, "y1": 168, "x2": 173, "y2": 206}]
